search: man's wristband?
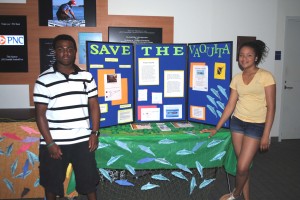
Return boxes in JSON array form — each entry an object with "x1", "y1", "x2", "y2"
[
  {"x1": 91, "y1": 130, "x2": 100, "y2": 137},
  {"x1": 47, "y1": 142, "x2": 55, "y2": 148}
]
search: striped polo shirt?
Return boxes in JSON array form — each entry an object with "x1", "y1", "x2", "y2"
[{"x1": 33, "y1": 65, "x2": 98, "y2": 145}]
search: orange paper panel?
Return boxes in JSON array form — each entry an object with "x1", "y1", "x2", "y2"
[
  {"x1": 112, "y1": 78, "x2": 128, "y2": 105},
  {"x1": 97, "y1": 69, "x2": 116, "y2": 97}
]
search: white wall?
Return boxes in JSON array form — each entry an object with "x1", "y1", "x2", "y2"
[{"x1": 108, "y1": 0, "x2": 300, "y2": 137}]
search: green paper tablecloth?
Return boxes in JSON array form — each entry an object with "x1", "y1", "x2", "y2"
[{"x1": 67, "y1": 122, "x2": 237, "y2": 194}]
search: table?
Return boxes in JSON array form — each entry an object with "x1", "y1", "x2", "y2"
[{"x1": 67, "y1": 122, "x2": 237, "y2": 199}]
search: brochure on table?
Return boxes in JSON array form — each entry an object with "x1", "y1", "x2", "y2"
[{"x1": 86, "y1": 41, "x2": 232, "y2": 128}]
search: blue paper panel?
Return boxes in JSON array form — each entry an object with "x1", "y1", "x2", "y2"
[
  {"x1": 86, "y1": 41, "x2": 134, "y2": 127},
  {"x1": 187, "y1": 42, "x2": 233, "y2": 128},
  {"x1": 134, "y1": 43, "x2": 188, "y2": 123}
]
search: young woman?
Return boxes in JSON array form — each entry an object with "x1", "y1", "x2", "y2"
[{"x1": 201, "y1": 40, "x2": 276, "y2": 200}]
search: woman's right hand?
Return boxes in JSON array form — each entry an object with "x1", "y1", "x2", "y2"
[{"x1": 200, "y1": 128, "x2": 218, "y2": 138}]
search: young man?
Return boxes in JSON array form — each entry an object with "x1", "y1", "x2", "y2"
[{"x1": 34, "y1": 34, "x2": 100, "y2": 200}]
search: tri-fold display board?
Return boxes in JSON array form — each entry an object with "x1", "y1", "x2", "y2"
[{"x1": 87, "y1": 41, "x2": 232, "y2": 128}]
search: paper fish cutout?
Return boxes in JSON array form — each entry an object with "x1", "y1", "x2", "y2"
[
  {"x1": 2, "y1": 133, "x2": 22, "y2": 141},
  {"x1": 34, "y1": 178, "x2": 40, "y2": 187},
  {"x1": 216, "y1": 100, "x2": 225, "y2": 110},
  {"x1": 195, "y1": 161, "x2": 204, "y2": 178},
  {"x1": 190, "y1": 177, "x2": 197, "y2": 195},
  {"x1": 115, "y1": 140, "x2": 132, "y2": 153},
  {"x1": 11, "y1": 158, "x2": 18, "y2": 176},
  {"x1": 210, "y1": 151, "x2": 226, "y2": 161},
  {"x1": 115, "y1": 179, "x2": 134, "y2": 186},
  {"x1": 151, "y1": 174, "x2": 170, "y2": 181},
  {"x1": 20, "y1": 126, "x2": 40, "y2": 135},
  {"x1": 26, "y1": 150, "x2": 39, "y2": 166},
  {"x1": 125, "y1": 164, "x2": 136, "y2": 176},
  {"x1": 216, "y1": 110, "x2": 223, "y2": 118},
  {"x1": 107, "y1": 155, "x2": 123, "y2": 166},
  {"x1": 217, "y1": 85, "x2": 228, "y2": 100},
  {"x1": 207, "y1": 105, "x2": 217, "y2": 118},
  {"x1": 98, "y1": 142, "x2": 110, "y2": 149},
  {"x1": 0, "y1": 136, "x2": 5, "y2": 142},
  {"x1": 17, "y1": 143, "x2": 32, "y2": 155},
  {"x1": 137, "y1": 157, "x2": 155, "y2": 164},
  {"x1": 210, "y1": 88, "x2": 221, "y2": 99},
  {"x1": 22, "y1": 159, "x2": 30, "y2": 178},
  {"x1": 207, "y1": 139, "x2": 224, "y2": 148},
  {"x1": 206, "y1": 95, "x2": 217, "y2": 107},
  {"x1": 3, "y1": 178, "x2": 14, "y2": 193},
  {"x1": 171, "y1": 171, "x2": 188, "y2": 181},
  {"x1": 176, "y1": 163, "x2": 193, "y2": 174},
  {"x1": 192, "y1": 141, "x2": 205, "y2": 152},
  {"x1": 138, "y1": 145, "x2": 155, "y2": 156},
  {"x1": 99, "y1": 168, "x2": 113, "y2": 183},
  {"x1": 176, "y1": 149, "x2": 195, "y2": 155},
  {"x1": 154, "y1": 158, "x2": 172, "y2": 166},
  {"x1": 14, "y1": 170, "x2": 32, "y2": 179},
  {"x1": 21, "y1": 137, "x2": 40, "y2": 143},
  {"x1": 6, "y1": 143, "x2": 14, "y2": 157},
  {"x1": 199, "y1": 178, "x2": 216, "y2": 189},
  {"x1": 158, "y1": 138, "x2": 177, "y2": 144},
  {"x1": 141, "y1": 182, "x2": 160, "y2": 190}
]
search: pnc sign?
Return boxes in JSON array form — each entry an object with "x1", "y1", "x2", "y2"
[{"x1": 0, "y1": 35, "x2": 25, "y2": 46}]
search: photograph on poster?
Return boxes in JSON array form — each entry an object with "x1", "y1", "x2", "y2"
[
  {"x1": 0, "y1": 15, "x2": 28, "y2": 72},
  {"x1": 38, "y1": 0, "x2": 96, "y2": 27}
]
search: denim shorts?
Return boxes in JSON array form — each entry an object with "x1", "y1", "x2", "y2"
[{"x1": 230, "y1": 115, "x2": 265, "y2": 139}]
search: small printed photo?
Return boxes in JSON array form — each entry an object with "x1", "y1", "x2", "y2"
[{"x1": 107, "y1": 74, "x2": 118, "y2": 83}]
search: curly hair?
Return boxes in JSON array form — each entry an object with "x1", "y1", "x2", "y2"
[{"x1": 238, "y1": 40, "x2": 269, "y2": 65}]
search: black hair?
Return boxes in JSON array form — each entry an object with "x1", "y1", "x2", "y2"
[
  {"x1": 238, "y1": 40, "x2": 269, "y2": 65},
  {"x1": 52, "y1": 34, "x2": 77, "y2": 51}
]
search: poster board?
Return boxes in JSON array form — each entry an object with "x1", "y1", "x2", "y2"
[
  {"x1": 187, "y1": 42, "x2": 232, "y2": 128},
  {"x1": 134, "y1": 43, "x2": 188, "y2": 123},
  {"x1": 86, "y1": 41, "x2": 134, "y2": 127}
]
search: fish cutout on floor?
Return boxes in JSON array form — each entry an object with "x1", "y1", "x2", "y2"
[
  {"x1": 210, "y1": 88, "x2": 221, "y2": 99},
  {"x1": 21, "y1": 187, "x2": 30, "y2": 198},
  {"x1": 217, "y1": 85, "x2": 228, "y2": 100},
  {"x1": 0, "y1": 147, "x2": 4, "y2": 155},
  {"x1": 125, "y1": 164, "x2": 136, "y2": 176},
  {"x1": 22, "y1": 159, "x2": 29, "y2": 179},
  {"x1": 14, "y1": 170, "x2": 32, "y2": 179},
  {"x1": 183, "y1": 131, "x2": 197, "y2": 136},
  {"x1": 199, "y1": 178, "x2": 216, "y2": 189},
  {"x1": 99, "y1": 168, "x2": 113, "y2": 183},
  {"x1": 2, "y1": 133, "x2": 22, "y2": 141},
  {"x1": 151, "y1": 174, "x2": 170, "y2": 181},
  {"x1": 195, "y1": 161, "x2": 204, "y2": 178},
  {"x1": 192, "y1": 141, "x2": 205, "y2": 152},
  {"x1": 17, "y1": 143, "x2": 32, "y2": 155},
  {"x1": 34, "y1": 178, "x2": 40, "y2": 187},
  {"x1": 141, "y1": 182, "x2": 160, "y2": 190},
  {"x1": 115, "y1": 179, "x2": 134, "y2": 186},
  {"x1": 115, "y1": 140, "x2": 132, "y2": 153},
  {"x1": 138, "y1": 145, "x2": 155, "y2": 156},
  {"x1": 20, "y1": 126, "x2": 40, "y2": 135},
  {"x1": 6, "y1": 143, "x2": 13, "y2": 157},
  {"x1": 3, "y1": 178, "x2": 14, "y2": 193},
  {"x1": 21, "y1": 136, "x2": 40, "y2": 143},
  {"x1": 206, "y1": 95, "x2": 217, "y2": 107},
  {"x1": 10, "y1": 158, "x2": 18, "y2": 176},
  {"x1": 107, "y1": 155, "x2": 123, "y2": 166},
  {"x1": 207, "y1": 105, "x2": 217, "y2": 118},
  {"x1": 98, "y1": 142, "x2": 110, "y2": 149},
  {"x1": 137, "y1": 157, "x2": 155, "y2": 164},
  {"x1": 210, "y1": 151, "x2": 226, "y2": 161},
  {"x1": 171, "y1": 171, "x2": 188, "y2": 181},
  {"x1": 154, "y1": 158, "x2": 172, "y2": 166},
  {"x1": 190, "y1": 177, "x2": 197, "y2": 195},
  {"x1": 176, "y1": 149, "x2": 195, "y2": 155},
  {"x1": 216, "y1": 100, "x2": 225, "y2": 110},
  {"x1": 26, "y1": 150, "x2": 39, "y2": 166},
  {"x1": 176, "y1": 163, "x2": 193, "y2": 174},
  {"x1": 158, "y1": 138, "x2": 177, "y2": 144},
  {"x1": 207, "y1": 139, "x2": 224, "y2": 148}
]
